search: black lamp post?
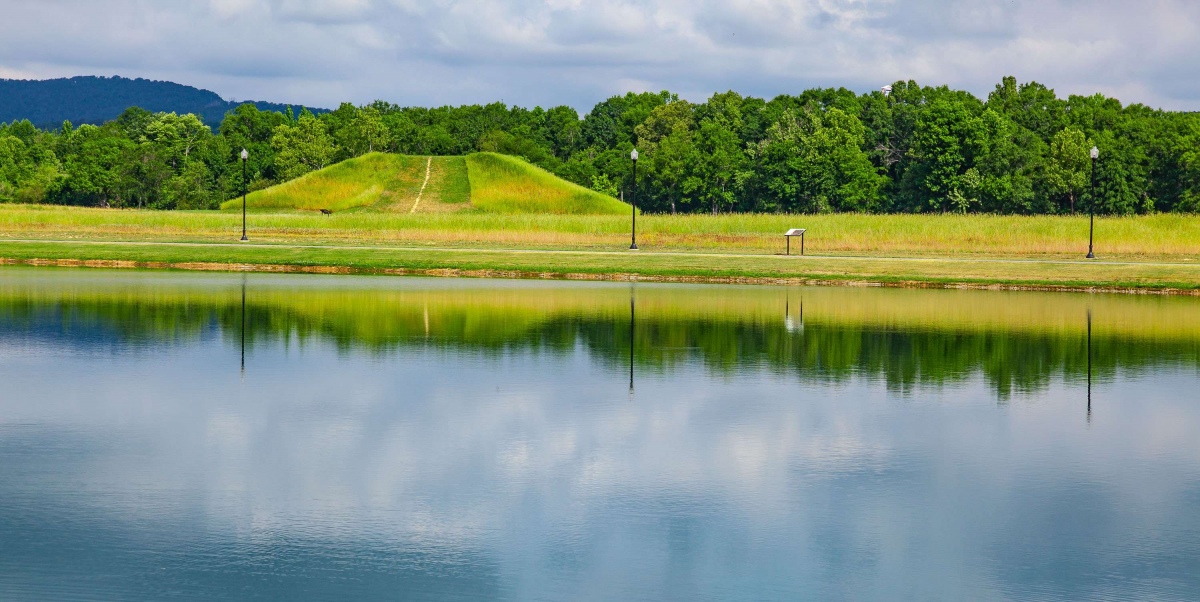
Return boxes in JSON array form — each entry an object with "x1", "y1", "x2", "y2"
[
  {"x1": 1087, "y1": 146, "x2": 1098, "y2": 259},
  {"x1": 630, "y1": 149, "x2": 638, "y2": 250},
  {"x1": 240, "y1": 148, "x2": 249, "y2": 241}
]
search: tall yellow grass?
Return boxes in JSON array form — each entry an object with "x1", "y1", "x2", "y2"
[
  {"x1": 1, "y1": 204, "x2": 1197, "y2": 259},
  {"x1": 219, "y1": 153, "x2": 424, "y2": 212}
]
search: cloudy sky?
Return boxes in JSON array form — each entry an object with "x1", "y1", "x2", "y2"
[{"x1": 1, "y1": 0, "x2": 1198, "y2": 111}]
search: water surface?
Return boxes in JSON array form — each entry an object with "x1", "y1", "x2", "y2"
[{"x1": 1, "y1": 267, "x2": 1198, "y2": 601}]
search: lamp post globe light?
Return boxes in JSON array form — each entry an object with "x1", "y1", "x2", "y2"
[
  {"x1": 630, "y1": 149, "x2": 639, "y2": 250},
  {"x1": 1087, "y1": 145, "x2": 1099, "y2": 259},
  {"x1": 240, "y1": 148, "x2": 249, "y2": 241}
]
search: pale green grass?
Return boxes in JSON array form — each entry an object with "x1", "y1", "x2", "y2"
[
  {"x1": 466, "y1": 152, "x2": 630, "y2": 215},
  {"x1": 220, "y1": 153, "x2": 424, "y2": 212}
]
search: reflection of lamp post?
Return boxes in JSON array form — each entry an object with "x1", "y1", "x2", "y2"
[
  {"x1": 1087, "y1": 146, "x2": 1099, "y2": 259},
  {"x1": 240, "y1": 148, "x2": 249, "y2": 241},
  {"x1": 629, "y1": 289, "x2": 635, "y2": 397},
  {"x1": 241, "y1": 276, "x2": 247, "y2": 377},
  {"x1": 1087, "y1": 308, "x2": 1093, "y2": 423},
  {"x1": 630, "y1": 149, "x2": 639, "y2": 250}
]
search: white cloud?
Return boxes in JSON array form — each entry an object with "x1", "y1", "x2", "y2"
[
  {"x1": 275, "y1": 0, "x2": 375, "y2": 22},
  {"x1": 209, "y1": 0, "x2": 262, "y2": 20},
  {"x1": 0, "y1": 65, "x2": 39, "y2": 80},
  {"x1": 0, "y1": 0, "x2": 1198, "y2": 110}
]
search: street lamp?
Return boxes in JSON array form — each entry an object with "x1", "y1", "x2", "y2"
[
  {"x1": 630, "y1": 149, "x2": 639, "y2": 250},
  {"x1": 240, "y1": 148, "x2": 249, "y2": 242},
  {"x1": 1087, "y1": 146, "x2": 1099, "y2": 259},
  {"x1": 881, "y1": 85, "x2": 892, "y2": 97}
]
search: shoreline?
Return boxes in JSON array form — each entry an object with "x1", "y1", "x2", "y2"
[{"x1": 5, "y1": 256, "x2": 1199, "y2": 296}]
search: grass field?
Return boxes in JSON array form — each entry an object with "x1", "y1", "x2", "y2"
[
  {"x1": 465, "y1": 153, "x2": 630, "y2": 215},
  {"x1": 3, "y1": 204, "x2": 1197, "y2": 259},
  {"x1": 2, "y1": 237, "x2": 1199, "y2": 292}
]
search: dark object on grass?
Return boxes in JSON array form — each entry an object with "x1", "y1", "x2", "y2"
[{"x1": 320, "y1": 209, "x2": 333, "y2": 215}]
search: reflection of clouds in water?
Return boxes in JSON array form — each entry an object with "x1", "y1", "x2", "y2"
[{"x1": 2, "y1": 334, "x2": 1200, "y2": 599}]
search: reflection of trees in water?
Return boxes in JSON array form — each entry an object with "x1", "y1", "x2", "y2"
[
  {"x1": 2, "y1": 294, "x2": 1197, "y2": 401},
  {"x1": 580, "y1": 319, "x2": 1188, "y2": 401}
]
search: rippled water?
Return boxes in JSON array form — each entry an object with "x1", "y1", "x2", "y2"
[{"x1": 1, "y1": 267, "x2": 1199, "y2": 601}]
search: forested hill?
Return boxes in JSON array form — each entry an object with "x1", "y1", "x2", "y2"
[{"x1": 0, "y1": 76, "x2": 326, "y2": 129}]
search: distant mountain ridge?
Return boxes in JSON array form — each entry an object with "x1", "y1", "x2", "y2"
[{"x1": 0, "y1": 75, "x2": 328, "y2": 129}]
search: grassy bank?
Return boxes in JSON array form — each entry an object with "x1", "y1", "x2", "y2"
[
  {"x1": 2, "y1": 239, "x2": 1199, "y2": 293},
  {"x1": 2, "y1": 204, "x2": 1198, "y2": 292},
  {"x1": 2, "y1": 204, "x2": 1196, "y2": 260}
]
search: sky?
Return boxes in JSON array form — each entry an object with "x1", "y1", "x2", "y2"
[{"x1": 1, "y1": 0, "x2": 1199, "y2": 112}]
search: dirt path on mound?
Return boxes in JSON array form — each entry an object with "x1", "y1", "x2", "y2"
[{"x1": 408, "y1": 157, "x2": 433, "y2": 214}]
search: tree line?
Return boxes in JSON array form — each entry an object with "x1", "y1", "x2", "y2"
[{"x1": 2, "y1": 76, "x2": 1199, "y2": 214}]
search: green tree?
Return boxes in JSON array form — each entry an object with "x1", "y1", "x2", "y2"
[
  {"x1": 161, "y1": 160, "x2": 215, "y2": 209},
  {"x1": 972, "y1": 109, "x2": 1043, "y2": 214},
  {"x1": 986, "y1": 76, "x2": 1065, "y2": 142},
  {"x1": 116, "y1": 141, "x2": 171, "y2": 208},
  {"x1": 51, "y1": 124, "x2": 133, "y2": 206},
  {"x1": 1045, "y1": 127, "x2": 1092, "y2": 213},
  {"x1": 635, "y1": 100, "x2": 695, "y2": 213},
  {"x1": 692, "y1": 92, "x2": 749, "y2": 214},
  {"x1": 0, "y1": 135, "x2": 32, "y2": 202},
  {"x1": 753, "y1": 107, "x2": 885, "y2": 213},
  {"x1": 143, "y1": 113, "x2": 210, "y2": 167},
  {"x1": 349, "y1": 107, "x2": 391, "y2": 155},
  {"x1": 590, "y1": 173, "x2": 619, "y2": 198},
  {"x1": 581, "y1": 91, "x2": 673, "y2": 150},
  {"x1": 219, "y1": 103, "x2": 288, "y2": 183},
  {"x1": 542, "y1": 106, "x2": 583, "y2": 160},
  {"x1": 907, "y1": 98, "x2": 985, "y2": 212},
  {"x1": 271, "y1": 112, "x2": 335, "y2": 180},
  {"x1": 477, "y1": 129, "x2": 555, "y2": 169}
]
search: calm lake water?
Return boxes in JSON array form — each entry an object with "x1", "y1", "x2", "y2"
[{"x1": 1, "y1": 267, "x2": 1199, "y2": 601}]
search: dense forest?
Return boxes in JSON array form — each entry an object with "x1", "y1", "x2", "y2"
[
  {"x1": 2, "y1": 76, "x2": 1199, "y2": 214},
  {"x1": 0, "y1": 76, "x2": 326, "y2": 129}
]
